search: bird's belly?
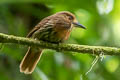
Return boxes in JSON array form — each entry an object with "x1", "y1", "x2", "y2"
[
  {"x1": 37, "y1": 30, "x2": 61, "y2": 43},
  {"x1": 39, "y1": 34, "x2": 60, "y2": 43},
  {"x1": 36, "y1": 27, "x2": 71, "y2": 43},
  {"x1": 38, "y1": 31, "x2": 70, "y2": 43}
]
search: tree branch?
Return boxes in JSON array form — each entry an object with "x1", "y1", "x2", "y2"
[{"x1": 0, "y1": 33, "x2": 120, "y2": 55}]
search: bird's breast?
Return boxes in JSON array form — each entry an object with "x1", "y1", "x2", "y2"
[{"x1": 54, "y1": 26, "x2": 73, "y2": 42}]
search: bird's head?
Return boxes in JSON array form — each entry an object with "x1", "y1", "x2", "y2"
[{"x1": 56, "y1": 11, "x2": 86, "y2": 29}]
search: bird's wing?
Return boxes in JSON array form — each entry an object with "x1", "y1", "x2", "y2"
[
  {"x1": 27, "y1": 26, "x2": 40, "y2": 38},
  {"x1": 26, "y1": 17, "x2": 51, "y2": 38}
]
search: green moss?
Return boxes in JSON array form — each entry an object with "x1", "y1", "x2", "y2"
[{"x1": 0, "y1": 33, "x2": 120, "y2": 56}]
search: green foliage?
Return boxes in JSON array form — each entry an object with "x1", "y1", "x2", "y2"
[{"x1": 0, "y1": 0, "x2": 120, "y2": 80}]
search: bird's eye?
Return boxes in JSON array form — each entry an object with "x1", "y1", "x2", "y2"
[{"x1": 68, "y1": 16, "x2": 73, "y2": 20}]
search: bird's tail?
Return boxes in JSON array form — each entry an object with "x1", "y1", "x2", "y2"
[{"x1": 20, "y1": 47, "x2": 43, "y2": 74}]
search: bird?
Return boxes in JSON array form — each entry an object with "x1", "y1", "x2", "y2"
[{"x1": 19, "y1": 11, "x2": 86, "y2": 74}]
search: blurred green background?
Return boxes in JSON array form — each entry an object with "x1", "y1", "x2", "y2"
[{"x1": 0, "y1": 0, "x2": 120, "y2": 80}]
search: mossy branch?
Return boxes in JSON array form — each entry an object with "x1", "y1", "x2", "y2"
[{"x1": 0, "y1": 33, "x2": 120, "y2": 55}]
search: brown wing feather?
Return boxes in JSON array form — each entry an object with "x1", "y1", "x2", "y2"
[
  {"x1": 27, "y1": 27, "x2": 40, "y2": 38},
  {"x1": 27, "y1": 16, "x2": 53, "y2": 38}
]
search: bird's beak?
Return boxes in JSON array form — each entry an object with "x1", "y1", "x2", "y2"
[{"x1": 72, "y1": 22, "x2": 86, "y2": 29}]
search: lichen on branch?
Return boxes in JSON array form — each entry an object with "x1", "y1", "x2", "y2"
[{"x1": 0, "y1": 33, "x2": 120, "y2": 55}]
